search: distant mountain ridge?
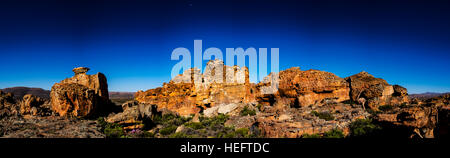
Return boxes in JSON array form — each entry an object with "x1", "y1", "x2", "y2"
[
  {"x1": 409, "y1": 92, "x2": 450, "y2": 99},
  {"x1": 0, "y1": 86, "x2": 134, "y2": 100},
  {"x1": 109, "y1": 92, "x2": 135, "y2": 99},
  {"x1": 0, "y1": 87, "x2": 50, "y2": 99}
]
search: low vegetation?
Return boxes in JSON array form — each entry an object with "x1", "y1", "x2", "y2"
[
  {"x1": 240, "y1": 106, "x2": 256, "y2": 116},
  {"x1": 97, "y1": 117, "x2": 124, "y2": 138},
  {"x1": 311, "y1": 111, "x2": 335, "y2": 121},
  {"x1": 302, "y1": 129, "x2": 344, "y2": 138},
  {"x1": 159, "y1": 125, "x2": 178, "y2": 135},
  {"x1": 349, "y1": 119, "x2": 382, "y2": 137}
]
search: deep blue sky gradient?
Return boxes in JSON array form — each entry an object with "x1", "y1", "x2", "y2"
[{"x1": 0, "y1": 0, "x2": 449, "y2": 93}]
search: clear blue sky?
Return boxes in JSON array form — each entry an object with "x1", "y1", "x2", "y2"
[{"x1": 0, "y1": 0, "x2": 449, "y2": 94}]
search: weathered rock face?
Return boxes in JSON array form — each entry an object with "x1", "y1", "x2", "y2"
[
  {"x1": 0, "y1": 90, "x2": 18, "y2": 118},
  {"x1": 257, "y1": 67, "x2": 350, "y2": 107},
  {"x1": 20, "y1": 94, "x2": 45, "y2": 116},
  {"x1": 50, "y1": 67, "x2": 109, "y2": 117},
  {"x1": 345, "y1": 71, "x2": 409, "y2": 110},
  {"x1": 135, "y1": 60, "x2": 256, "y2": 116},
  {"x1": 375, "y1": 105, "x2": 438, "y2": 138},
  {"x1": 60, "y1": 67, "x2": 109, "y2": 100},
  {"x1": 0, "y1": 90, "x2": 15, "y2": 107},
  {"x1": 106, "y1": 100, "x2": 156, "y2": 126},
  {"x1": 51, "y1": 83, "x2": 98, "y2": 117},
  {"x1": 256, "y1": 103, "x2": 369, "y2": 138}
]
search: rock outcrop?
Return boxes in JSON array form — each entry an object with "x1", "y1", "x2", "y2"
[
  {"x1": 0, "y1": 90, "x2": 18, "y2": 118},
  {"x1": 135, "y1": 59, "x2": 256, "y2": 116},
  {"x1": 256, "y1": 102, "x2": 369, "y2": 138},
  {"x1": 375, "y1": 105, "x2": 438, "y2": 138},
  {"x1": 19, "y1": 94, "x2": 49, "y2": 116},
  {"x1": 345, "y1": 71, "x2": 409, "y2": 110},
  {"x1": 50, "y1": 67, "x2": 110, "y2": 117},
  {"x1": 106, "y1": 100, "x2": 157, "y2": 130},
  {"x1": 257, "y1": 67, "x2": 350, "y2": 107}
]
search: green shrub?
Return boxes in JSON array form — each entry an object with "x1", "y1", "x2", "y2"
[
  {"x1": 143, "y1": 131, "x2": 155, "y2": 138},
  {"x1": 302, "y1": 133, "x2": 321, "y2": 138},
  {"x1": 160, "y1": 125, "x2": 177, "y2": 135},
  {"x1": 235, "y1": 128, "x2": 250, "y2": 137},
  {"x1": 323, "y1": 129, "x2": 344, "y2": 138},
  {"x1": 216, "y1": 131, "x2": 236, "y2": 138},
  {"x1": 311, "y1": 111, "x2": 335, "y2": 121},
  {"x1": 302, "y1": 129, "x2": 344, "y2": 138},
  {"x1": 184, "y1": 122, "x2": 205, "y2": 130},
  {"x1": 104, "y1": 123, "x2": 124, "y2": 138},
  {"x1": 200, "y1": 114, "x2": 229, "y2": 128},
  {"x1": 169, "y1": 132, "x2": 194, "y2": 138},
  {"x1": 153, "y1": 113, "x2": 192, "y2": 127},
  {"x1": 97, "y1": 117, "x2": 125, "y2": 138},
  {"x1": 240, "y1": 106, "x2": 256, "y2": 116},
  {"x1": 349, "y1": 119, "x2": 382, "y2": 137}
]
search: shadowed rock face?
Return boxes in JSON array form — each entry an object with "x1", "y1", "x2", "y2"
[
  {"x1": 135, "y1": 60, "x2": 256, "y2": 116},
  {"x1": 50, "y1": 67, "x2": 109, "y2": 117},
  {"x1": 345, "y1": 71, "x2": 409, "y2": 110},
  {"x1": 61, "y1": 67, "x2": 109, "y2": 100},
  {"x1": 51, "y1": 83, "x2": 98, "y2": 117},
  {"x1": 20, "y1": 94, "x2": 46, "y2": 116},
  {"x1": 0, "y1": 90, "x2": 17, "y2": 118},
  {"x1": 256, "y1": 67, "x2": 350, "y2": 107}
]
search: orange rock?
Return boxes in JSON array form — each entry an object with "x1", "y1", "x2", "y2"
[
  {"x1": 50, "y1": 67, "x2": 109, "y2": 117},
  {"x1": 257, "y1": 67, "x2": 350, "y2": 107},
  {"x1": 345, "y1": 71, "x2": 409, "y2": 110},
  {"x1": 135, "y1": 60, "x2": 256, "y2": 116},
  {"x1": 51, "y1": 83, "x2": 98, "y2": 117},
  {"x1": 20, "y1": 94, "x2": 44, "y2": 116}
]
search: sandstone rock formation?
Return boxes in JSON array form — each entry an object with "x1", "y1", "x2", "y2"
[
  {"x1": 345, "y1": 71, "x2": 409, "y2": 110},
  {"x1": 106, "y1": 100, "x2": 156, "y2": 127},
  {"x1": 0, "y1": 90, "x2": 18, "y2": 118},
  {"x1": 375, "y1": 105, "x2": 437, "y2": 138},
  {"x1": 19, "y1": 94, "x2": 47, "y2": 116},
  {"x1": 135, "y1": 59, "x2": 256, "y2": 116},
  {"x1": 257, "y1": 67, "x2": 350, "y2": 108},
  {"x1": 50, "y1": 67, "x2": 110, "y2": 117},
  {"x1": 256, "y1": 103, "x2": 369, "y2": 138},
  {"x1": 203, "y1": 103, "x2": 245, "y2": 117},
  {"x1": 60, "y1": 67, "x2": 109, "y2": 100}
]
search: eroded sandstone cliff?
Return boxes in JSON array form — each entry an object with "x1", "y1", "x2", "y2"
[{"x1": 135, "y1": 59, "x2": 256, "y2": 116}]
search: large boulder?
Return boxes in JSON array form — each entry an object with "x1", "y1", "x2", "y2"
[
  {"x1": 51, "y1": 83, "x2": 98, "y2": 117},
  {"x1": 375, "y1": 105, "x2": 438, "y2": 138},
  {"x1": 0, "y1": 90, "x2": 18, "y2": 117},
  {"x1": 106, "y1": 100, "x2": 156, "y2": 123},
  {"x1": 345, "y1": 71, "x2": 409, "y2": 110},
  {"x1": 60, "y1": 67, "x2": 109, "y2": 100},
  {"x1": 19, "y1": 94, "x2": 46, "y2": 116},
  {"x1": 256, "y1": 67, "x2": 350, "y2": 107},
  {"x1": 50, "y1": 67, "x2": 109, "y2": 117},
  {"x1": 135, "y1": 59, "x2": 256, "y2": 116}
]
